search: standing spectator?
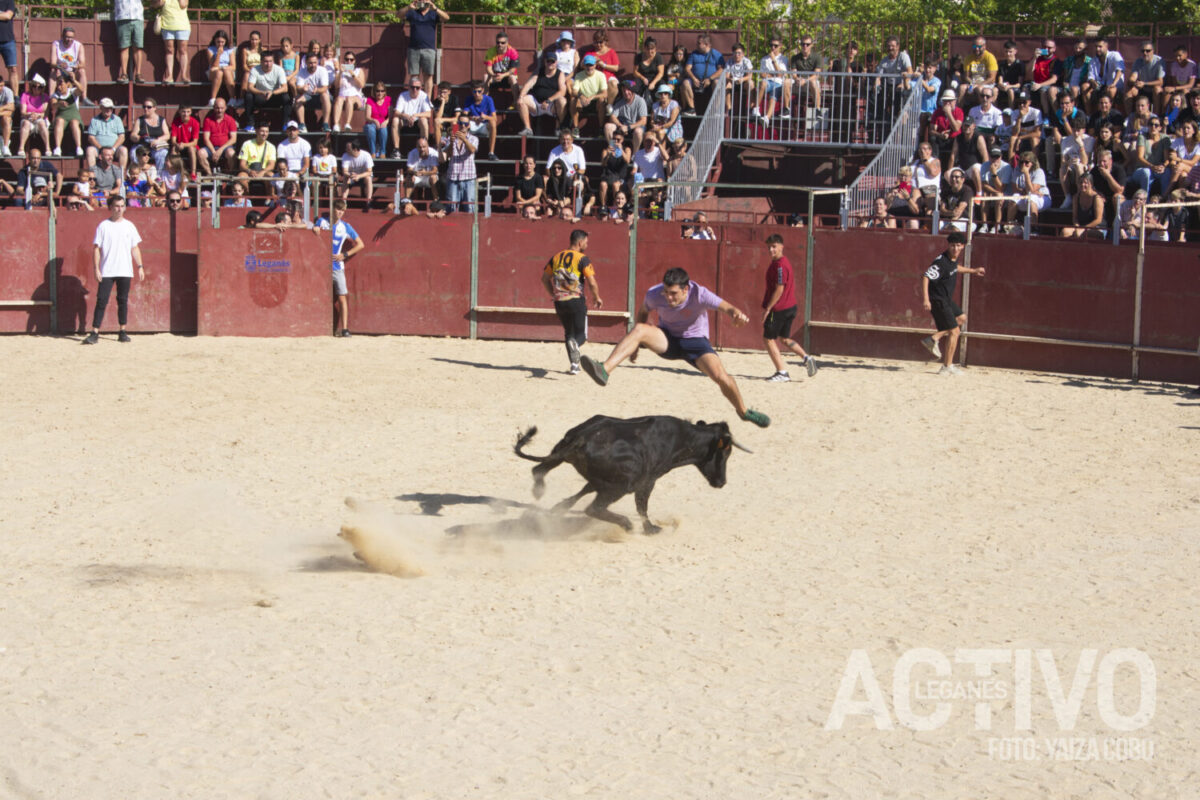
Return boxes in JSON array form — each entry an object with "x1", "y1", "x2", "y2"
[
  {"x1": 605, "y1": 79, "x2": 648, "y2": 151},
  {"x1": 199, "y1": 98, "x2": 237, "y2": 174},
  {"x1": 50, "y1": 74, "x2": 83, "y2": 157},
  {"x1": 516, "y1": 53, "x2": 567, "y2": 136},
  {"x1": 681, "y1": 33, "x2": 724, "y2": 116},
  {"x1": 294, "y1": 52, "x2": 331, "y2": 132},
  {"x1": 514, "y1": 155, "x2": 544, "y2": 218},
  {"x1": 1061, "y1": 39, "x2": 1092, "y2": 103},
  {"x1": 170, "y1": 104, "x2": 200, "y2": 177},
  {"x1": 430, "y1": 80, "x2": 460, "y2": 147},
  {"x1": 462, "y1": 80, "x2": 497, "y2": 160},
  {"x1": 244, "y1": 51, "x2": 293, "y2": 131},
  {"x1": 649, "y1": 84, "x2": 683, "y2": 144},
  {"x1": 238, "y1": 30, "x2": 264, "y2": 101},
  {"x1": 582, "y1": 29, "x2": 621, "y2": 104},
  {"x1": 440, "y1": 124, "x2": 477, "y2": 213},
  {"x1": 17, "y1": 75, "x2": 51, "y2": 159},
  {"x1": 82, "y1": 196, "x2": 144, "y2": 345},
  {"x1": 1087, "y1": 40, "x2": 1125, "y2": 113},
  {"x1": 0, "y1": 76, "x2": 11, "y2": 157},
  {"x1": 363, "y1": 81, "x2": 392, "y2": 158},
  {"x1": 1165, "y1": 45, "x2": 1197, "y2": 112},
  {"x1": 872, "y1": 36, "x2": 914, "y2": 136},
  {"x1": 204, "y1": 30, "x2": 236, "y2": 107},
  {"x1": 957, "y1": 118, "x2": 988, "y2": 193},
  {"x1": 569, "y1": 55, "x2": 608, "y2": 135},
  {"x1": 995, "y1": 40, "x2": 1024, "y2": 109},
  {"x1": 920, "y1": 231, "x2": 983, "y2": 374},
  {"x1": 0, "y1": 0, "x2": 15, "y2": 99},
  {"x1": 153, "y1": 0, "x2": 191, "y2": 85},
  {"x1": 548, "y1": 30, "x2": 579, "y2": 78},
  {"x1": 338, "y1": 138, "x2": 373, "y2": 207},
  {"x1": 541, "y1": 228, "x2": 603, "y2": 375},
  {"x1": 756, "y1": 37, "x2": 791, "y2": 122},
  {"x1": 976, "y1": 146, "x2": 1011, "y2": 232},
  {"x1": 50, "y1": 27, "x2": 89, "y2": 100},
  {"x1": 405, "y1": 0, "x2": 447, "y2": 96},
  {"x1": 92, "y1": 146, "x2": 124, "y2": 203},
  {"x1": 16, "y1": 148, "x2": 60, "y2": 208},
  {"x1": 482, "y1": 31, "x2": 520, "y2": 97},
  {"x1": 113, "y1": 0, "x2": 145, "y2": 85},
  {"x1": 315, "y1": 198, "x2": 364, "y2": 338},
  {"x1": 276, "y1": 120, "x2": 311, "y2": 175},
  {"x1": 724, "y1": 42, "x2": 754, "y2": 112},
  {"x1": 759, "y1": 233, "x2": 816, "y2": 382},
  {"x1": 1029, "y1": 38, "x2": 1062, "y2": 117},
  {"x1": 331, "y1": 50, "x2": 364, "y2": 133},
  {"x1": 789, "y1": 35, "x2": 824, "y2": 114},
  {"x1": 912, "y1": 140, "x2": 941, "y2": 214},
  {"x1": 916, "y1": 60, "x2": 942, "y2": 120},
  {"x1": 960, "y1": 36, "x2": 998, "y2": 104},
  {"x1": 389, "y1": 76, "x2": 432, "y2": 157},
  {"x1": 632, "y1": 37, "x2": 663, "y2": 96},
  {"x1": 135, "y1": 97, "x2": 170, "y2": 173},
  {"x1": 1126, "y1": 42, "x2": 1165, "y2": 113},
  {"x1": 404, "y1": 136, "x2": 439, "y2": 202}
]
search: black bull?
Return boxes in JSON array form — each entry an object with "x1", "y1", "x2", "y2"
[{"x1": 514, "y1": 415, "x2": 751, "y2": 534}]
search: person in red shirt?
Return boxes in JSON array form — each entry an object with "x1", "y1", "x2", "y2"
[
  {"x1": 198, "y1": 97, "x2": 239, "y2": 175},
  {"x1": 761, "y1": 234, "x2": 817, "y2": 381},
  {"x1": 170, "y1": 105, "x2": 201, "y2": 178},
  {"x1": 580, "y1": 29, "x2": 621, "y2": 104}
]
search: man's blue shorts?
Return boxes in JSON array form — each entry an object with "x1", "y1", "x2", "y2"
[{"x1": 660, "y1": 327, "x2": 716, "y2": 365}]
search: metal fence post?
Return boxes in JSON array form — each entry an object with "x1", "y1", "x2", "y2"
[
  {"x1": 627, "y1": 191, "x2": 639, "y2": 333},
  {"x1": 804, "y1": 191, "x2": 815, "y2": 353},
  {"x1": 470, "y1": 179, "x2": 479, "y2": 340},
  {"x1": 47, "y1": 203, "x2": 57, "y2": 334}
]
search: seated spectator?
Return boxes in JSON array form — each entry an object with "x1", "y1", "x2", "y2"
[
  {"x1": 514, "y1": 155, "x2": 544, "y2": 218},
  {"x1": 170, "y1": 105, "x2": 200, "y2": 177},
  {"x1": 389, "y1": 77, "x2": 432, "y2": 157},
  {"x1": 320, "y1": 43, "x2": 338, "y2": 83},
  {"x1": 1163, "y1": 91, "x2": 1186, "y2": 134},
  {"x1": 548, "y1": 30, "x2": 578, "y2": 78},
  {"x1": 1124, "y1": 94, "x2": 1156, "y2": 142},
  {"x1": 570, "y1": 55, "x2": 608, "y2": 135},
  {"x1": 439, "y1": 124, "x2": 477, "y2": 214},
  {"x1": 681, "y1": 33, "x2": 724, "y2": 116},
  {"x1": 543, "y1": 159, "x2": 577, "y2": 220},
  {"x1": 755, "y1": 37, "x2": 791, "y2": 122},
  {"x1": 938, "y1": 166, "x2": 974, "y2": 231},
  {"x1": 1049, "y1": 92, "x2": 1086, "y2": 149},
  {"x1": 1061, "y1": 173, "x2": 1107, "y2": 239},
  {"x1": 237, "y1": 123, "x2": 276, "y2": 194},
  {"x1": 17, "y1": 74, "x2": 50, "y2": 158},
  {"x1": 1117, "y1": 188, "x2": 1151, "y2": 239},
  {"x1": 204, "y1": 29, "x2": 236, "y2": 107},
  {"x1": 665, "y1": 137, "x2": 689, "y2": 177},
  {"x1": 959, "y1": 36, "x2": 997, "y2": 104},
  {"x1": 581, "y1": 29, "x2": 621, "y2": 104},
  {"x1": 0, "y1": 81, "x2": 11, "y2": 157},
  {"x1": 885, "y1": 165, "x2": 920, "y2": 229},
  {"x1": 363, "y1": 81, "x2": 392, "y2": 159},
  {"x1": 606, "y1": 189, "x2": 632, "y2": 224},
  {"x1": 155, "y1": 0, "x2": 192, "y2": 85},
  {"x1": 1141, "y1": 194, "x2": 1170, "y2": 241},
  {"x1": 546, "y1": 128, "x2": 586, "y2": 179},
  {"x1": 938, "y1": 53, "x2": 966, "y2": 101},
  {"x1": 995, "y1": 40, "x2": 1024, "y2": 109},
  {"x1": 605, "y1": 79, "x2": 648, "y2": 151},
  {"x1": 482, "y1": 31, "x2": 520, "y2": 97},
  {"x1": 1133, "y1": 117, "x2": 1173, "y2": 195},
  {"x1": 404, "y1": 136, "x2": 439, "y2": 202},
  {"x1": 664, "y1": 44, "x2": 688, "y2": 93},
  {"x1": 861, "y1": 195, "x2": 896, "y2": 228},
  {"x1": 1125, "y1": 42, "x2": 1165, "y2": 113},
  {"x1": 977, "y1": 147, "x2": 1011, "y2": 232},
  {"x1": 65, "y1": 167, "x2": 96, "y2": 210},
  {"x1": 1088, "y1": 93, "x2": 1124, "y2": 136},
  {"x1": 1061, "y1": 39, "x2": 1092, "y2": 103},
  {"x1": 956, "y1": 118, "x2": 988, "y2": 192},
  {"x1": 927, "y1": 89, "x2": 962, "y2": 162},
  {"x1": 238, "y1": 30, "x2": 264, "y2": 100},
  {"x1": 790, "y1": 35, "x2": 824, "y2": 113},
  {"x1": 92, "y1": 146, "x2": 125, "y2": 203},
  {"x1": 1058, "y1": 128, "x2": 1094, "y2": 208},
  {"x1": 124, "y1": 162, "x2": 150, "y2": 206},
  {"x1": 632, "y1": 37, "x2": 663, "y2": 96},
  {"x1": 1165, "y1": 45, "x2": 1197, "y2": 114},
  {"x1": 1089, "y1": 148, "x2": 1127, "y2": 216},
  {"x1": 1086, "y1": 39, "x2": 1125, "y2": 113},
  {"x1": 871, "y1": 37, "x2": 916, "y2": 136},
  {"x1": 597, "y1": 129, "x2": 631, "y2": 209},
  {"x1": 224, "y1": 180, "x2": 252, "y2": 207},
  {"x1": 725, "y1": 42, "x2": 754, "y2": 111},
  {"x1": 331, "y1": 50, "x2": 365, "y2": 133},
  {"x1": 1170, "y1": 119, "x2": 1200, "y2": 191},
  {"x1": 15, "y1": 148, "x2": 59, "y2": 208},
  {"x1": 135, "y1": 97, "x2": 170, "y2": 173},
  {"x1": 430, "y1": 80, "x2": 461, "y2": 148},
  {"x1": 132, "y1": 144, "x2": 160, "y2": 188},
  {"x1": 1097, "y1": 122, "x2": 1131, "y2": 171},
  {"x1": 264, "y1": 161, "x2": 299, "y2": 217},
  {"x1": 339, "y1": 138, "x2": 374, "y2": 206},
  {"x1": 199, "y1": 98, "x2": 237, "y2": 174},
  {"x1": 517, "y1": 54, "x2": 568, "y2": 136},
  {"x1": 912, "y1": 140, "x2": 941, "y2": 214},
  {"x1": 50, "y1": 74, "x2": 83, "y2": 157},
  {"x1": 277, "y1": 36, "x2": 300, "y2": 84},
  {"x1": 1029, "y1": 38, "x2": 1063, "y2": 116},
  {"x1": 159, "y1": 152, "x2": 187, "y2": 200},
  {"x1": 1161, "y1": 188, "x2": 1190, "y2": 240},
  {"x1": 1003, "y1": 150, "x2": 1050, "y2": 230},
  {"x1": 311, "y1": 137, "x2": 336, "y2": 179},
  {"x1": 916, "y1": 61, "x2": 941, "y2": 137},
  {"x1": 1178, "y1": 89, "x2": 1200, "y2": 130},
  {"x1": 50, "y1": 26, "x2": 88, "y2": 100},
  {"x1": 649, "y1": 84, "x2": 682, "y2": 144},
  {"x1": 1007, "y1": 91, "x2": 1043, "y2": 158},
  {"x1": 967, "y1": 86, "x2": 1003, "y2": 141},
  {"x1": 462, "y1": 80, "x2": 497, "y2": 160},
  {"x1": 293, "y1": 53, "x2": 331, "y2": 132},
  {"x1": 277, "y1": 121, "x2": 311, "y2": 175},
  {"x1": 243, "y1": 51, "x2": 292, "y2": 131}
]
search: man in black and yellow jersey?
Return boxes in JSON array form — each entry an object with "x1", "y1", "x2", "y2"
[{"x1": 542, "y1": 228, "x2": 604, "y2": 374}]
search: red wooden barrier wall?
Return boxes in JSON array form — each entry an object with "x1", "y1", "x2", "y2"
[
  {"x1": 0, "y1": 210, "x2": 52, "y2": 334},
  {"x1": 1138, "y1": 245, "x2": 1200, "y2": 385}
]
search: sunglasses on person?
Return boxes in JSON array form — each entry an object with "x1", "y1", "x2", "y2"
[
  {"x1": 1143, "y1": 48, "x2": 1153, "y2": 53},
  {"x1": 802, "y1": 41, "x2": 813, "y2": 47},
  {"x1": 345, "y1": 56, "x2": 355, "y2": 61},
  {"x1": 167, "y1": 197, "x2": 182, "y2": 204},
  {"x1": 473, "y1": 88, "x2": 485, "y2": 94}
]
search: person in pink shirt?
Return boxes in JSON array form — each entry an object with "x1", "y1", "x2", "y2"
[
  {"x1": 580, "y1": 267, "x2": 771, "y2": 428},
  {"x1": 17, "y1": 73, "x2": 50, "y2": 157},
  {"x1": 363, "y1": 80, "x2": 392, "y2": 159}
]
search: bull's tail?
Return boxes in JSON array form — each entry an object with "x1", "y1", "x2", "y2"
[{"x1": 514, "y1": 426, "x2": 546, "y2": 463}]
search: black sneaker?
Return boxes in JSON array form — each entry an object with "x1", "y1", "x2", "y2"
[
  {"x1": 118, "y1": 331, "x2": 131, "y2": 343},
  {"x1": 486, "y1": 152, "x2": 499, "y2": 161},
  {"x1": 339, "y1": 329, "x2": 352, "y2": 338},
  {"x1": 82, "y1": 331, "x2": 99, "y2": 345}
]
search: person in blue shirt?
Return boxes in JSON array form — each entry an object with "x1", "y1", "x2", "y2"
[
  {"x1": 404, "y1": 0, "x2": 447, "y2": 96},
  {"x1": 462, "y1": 80, "x2": 498, "y2": 160},
  {"x1": 316, "y1": 198, "x2": 365, "y2": 337},
  {"x1": 680, "y1": 33, "x2": 724, "y2": 116}
]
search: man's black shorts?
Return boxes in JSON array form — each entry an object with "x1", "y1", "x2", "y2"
[
  {"x1": 660, "y1": 327, "x2": 716, "y2": 365},
  {"x1": 762, "y1": 305, "x2": 798, "y2": 340},
  {"x1": 930, "y1": 298, "x2": 963, "y2": 332}
]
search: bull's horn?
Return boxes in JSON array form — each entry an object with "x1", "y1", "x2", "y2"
[{"x1": 730, "y1": 438, "x2": 753, "y2": 454}]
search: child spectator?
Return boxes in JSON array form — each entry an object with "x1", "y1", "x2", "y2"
[
  {"x1": 204, "y1": 30, "x2": 236, "y2": 107},
  {"x1": 224, "y1": 180, "x2": 251, "y2": 207},
  {"x1": 50, "y1": 74, "x2": 83, "y2": 157},
  {"x1": 171, "y1": 105, "x2": 200, "y2": 178},
  {"x1": 66, "y1": 167, "x2": 95, "y2": 210},
  {"x1": 124, "y1": 163, "x2": 150, "y2": 207}
]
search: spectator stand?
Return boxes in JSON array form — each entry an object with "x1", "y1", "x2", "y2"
[
  {"x1": 840, "y1": 85, "x2": 921, "y2": 225},
  {"x1": 197, "y1": 171, "x2": 337, "y2": 228}
]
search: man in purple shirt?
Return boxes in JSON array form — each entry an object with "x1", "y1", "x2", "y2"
[{"x1": 580, "y1": 267, "x2": 770, "y2": 427}]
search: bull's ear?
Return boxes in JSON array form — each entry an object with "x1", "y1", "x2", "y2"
[{"x1": 718, "y1": 435, "x2": 732, "y2": 450}]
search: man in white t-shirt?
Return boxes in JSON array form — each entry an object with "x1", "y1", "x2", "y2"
[
  {"x1": 83, "y1": 195, "x2": 144, "y2": 345},
  {"x1": 277, "y1": 121, "x2": 312, "y2": 176},
  {"x1": 339, "y1": 139, "x2": 374, "y2": 207},
  {"x1": 404, "y1": 137, "x2": 439, "y2": 201},
  {"x1": 293, "y1": 53, "x2": 331, "y2": 132},
  {"x1": 389, "y1": 78, "x2": 433, "y2": 157}
]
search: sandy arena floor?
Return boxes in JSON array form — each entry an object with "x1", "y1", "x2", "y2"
[{"x1": 1, "y1": 334, "x2": 1197, "y2": 799}]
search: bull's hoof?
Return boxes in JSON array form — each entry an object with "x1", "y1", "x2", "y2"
[
  {"x1": 642, "y1": 521, "x2": 663, "y2": 535},
  {"x1": 532, "y1": 478, "x2": 546, "y2": 500}
]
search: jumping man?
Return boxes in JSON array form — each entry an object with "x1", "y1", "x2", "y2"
[
  {"x1": 580, "y1": 267, "x2": 770, "y2": 427},
  {"x1": 920, "y1": 231, "x2": 985, "y2": 375},
  {"x1": 761, "y1": 233, "x2": 817, "y2": 381},
  {"x1": 542, "y1": 228, "x2": 603, "y2": 374}
]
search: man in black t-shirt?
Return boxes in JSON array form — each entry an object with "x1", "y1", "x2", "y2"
[
  {"x1": 995, "y1": 40, "x2": 1025, "y2": 109},
  {"x1": 431, "y1": 80, "x2": 462, "y2": 148},
  {"x1": 920, "y1": 231, "x2": 985, "y2": 375},
  {"x1": 939, "y1": 167, "x2": 975, "y2": 231}
]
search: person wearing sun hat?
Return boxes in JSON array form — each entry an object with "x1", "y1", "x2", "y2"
[{"x1": 551, "y1": 30, "x2": 578, "y2": 76}]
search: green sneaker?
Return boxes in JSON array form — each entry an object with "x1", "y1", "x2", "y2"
[
  {"x1": 580, "y1": 356, "x2": 609, "y2": 387},
  {"x1": 741, "y1": 409, "x2": 770, "y2": 428}
]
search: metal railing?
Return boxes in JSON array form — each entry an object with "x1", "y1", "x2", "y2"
[
  {"x1": 725, "y1": 69, "x2": 910, "y2": 149},
  {"x1": 840, "y1": 83, "x2": 920, "y2": 226},
  {"x1": 665, "y1": 72, "x2": 725, "y2": 211}
]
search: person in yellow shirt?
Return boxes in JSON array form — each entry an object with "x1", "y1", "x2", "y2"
[
  {"x1": 569, "y1": 54, "x2": 608, "y2": 135},
  {"x1": 960, "y1": 36, "x2": 999, "y2": 104},
  {"x1": 542, "y1": 228, "x2": 604, "y2": 374}
]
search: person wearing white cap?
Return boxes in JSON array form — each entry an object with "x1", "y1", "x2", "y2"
[
  {"x1": 86, "y1": 96, "x2": 129, "y2": 169},
  {"x1": 927, "y1": 88, "x2": 962, "y2": 160},
  {"x1": 552, "y1": 30, "x2": 578, "y2": 76},
  {"x1": 17, "y1": 74, "x2": 49, "y2": 158}
]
